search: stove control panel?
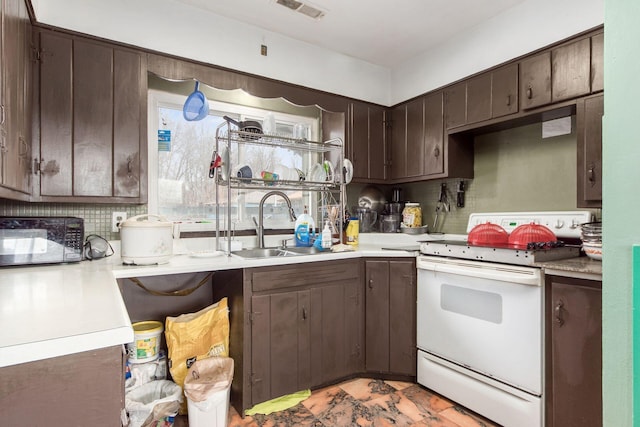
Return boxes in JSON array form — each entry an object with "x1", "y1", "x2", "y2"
[{"x1": 467, "y1": 211, "x2": 595, "y2": 238}]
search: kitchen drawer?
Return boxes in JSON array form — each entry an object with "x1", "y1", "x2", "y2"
[{"x1": 250, "y1": 259, "x2": 359, "y2": 292}]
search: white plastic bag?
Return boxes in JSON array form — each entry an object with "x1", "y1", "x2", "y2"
[
  {"x1": 125, "y1": 380, "x2": 183, "y2": 427},
  {"x1": 184, "y1": 357, "x2": 234, "y2": 412}
]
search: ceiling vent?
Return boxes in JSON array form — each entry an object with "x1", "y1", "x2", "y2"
[{"x1": 275, "y1": 0, "x2": 326, "y2": 20}]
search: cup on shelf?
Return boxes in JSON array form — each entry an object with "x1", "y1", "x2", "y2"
[
  {"x1": 261, "y1": 170, "x2": 279, "y2": 185},
  {"x1": 235, "y1": 164, "x2": 253, "y2": 182}
]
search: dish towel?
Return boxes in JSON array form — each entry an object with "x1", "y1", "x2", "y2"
[{"x1": 245, "y1": 389, "x2": 311, "y2": 416}]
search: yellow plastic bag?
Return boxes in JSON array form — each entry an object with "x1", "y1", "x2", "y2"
[{"x1": 165, "y1": 298, "x2": 230, "y2": 413}]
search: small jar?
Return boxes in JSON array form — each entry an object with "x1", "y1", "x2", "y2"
[{"x1": 402, "y1": 202, "x2": 422, "y2": 228}]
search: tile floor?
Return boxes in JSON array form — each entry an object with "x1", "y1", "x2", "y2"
[{"x1": 215, "y1": 377, "x2": 501, "y2": 427}]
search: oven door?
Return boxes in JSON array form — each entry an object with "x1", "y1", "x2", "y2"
[{"x1": 416, "y1": 255, "x2": 542, "y2": 395}]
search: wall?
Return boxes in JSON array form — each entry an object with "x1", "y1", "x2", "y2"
[
  {"x1": 0, "y1": 202, "x2": 146, "y2": 241},
  {"x1": 347, "y1": 120, "x2": 593, "y2": 235},
  {"x1": 391, "y1": 0, "x2": 604, "y2": 104},
  {"x1": 602, "y1": 0, "x2": 640, "y2": 425},
  {"x1": 30, "y1": 0, "x2": 602, "y2": 106}
]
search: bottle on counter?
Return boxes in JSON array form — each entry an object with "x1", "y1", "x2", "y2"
[
  {"x1": 345, "y1": 217, "x2": 359, "y2": 246},
  {"x1": 402, "y1": 202, "x2": 422, "y2": 228},
  {"x1": 295, "y1": 205, "x2": 315, "y2": 247},
  {"x1": 321, "y1": 220, "x2": 332, "y2": 249}
]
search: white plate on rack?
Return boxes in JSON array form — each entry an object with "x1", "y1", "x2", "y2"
[
  {"x1": 219, "y1": 146, "x2": 229, "y2": 181},
  {"x1": 308, "y1": 163, "x2": 327, "y2": 182},
  {"x1": 343, "y1": 159, "x2": 353, "y2": 184},
  {"x1": 323, "y1": 160, "x2": 335, "y2": 182}
]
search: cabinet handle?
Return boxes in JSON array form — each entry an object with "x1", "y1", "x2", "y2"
[
  {"x1": 506, "y1": 95, "x2": 511, "y2": 106},
  {"x1": 433, "y1": 146, "x2": 440, "y2": 158},
  {"x1": 526, "y1": 87, "x2": 533, "y2": 100},
  {"x1": 0, "y1": 105, "x2": 4, "y2": 125},
  {"x1": 127, "y1": 156, "x2": 133, "y2": 177},
  {"x1": 368, "y1": 279, "x2": 374, "y2": 290},
  {"x1": 302, "y1": 307, "x2": 308, "y2": 320},
  {"x1": 587, "y1": 164, "x2": 596, "y2": 184},
  {"x1": 554, "y1": 300, "x2": 564, "y2": 326}
]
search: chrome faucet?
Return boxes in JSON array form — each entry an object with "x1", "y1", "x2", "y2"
[{"x1": 257, "y1": 191, "x2": 297, "y2": 248}]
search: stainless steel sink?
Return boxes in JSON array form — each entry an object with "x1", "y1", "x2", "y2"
[{"x1": 231, "y1": 246, "x2": 326, "y2": 259}]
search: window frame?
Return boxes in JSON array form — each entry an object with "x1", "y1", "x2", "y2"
[{"x1": 147, "y1": 89, "x2": 320, "y2": 232}]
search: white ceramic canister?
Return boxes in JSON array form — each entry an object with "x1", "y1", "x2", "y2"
[{"x1": 119, "y1": 214, "x2": 174, "y2": 265}]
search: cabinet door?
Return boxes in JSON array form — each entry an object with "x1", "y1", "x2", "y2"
[
  {"x1": 73, "y1": 39, "x2": 113, "y2": 196},
  {"x1": 491, "y1": 63, "x2": 519, "y2": 118},
  {"x1": 520, "y1": 52, "x2": 551, "y2": 110},
  {"x1": 577, "y1": 95, "x2": 603, "y2": 207},
  {"x1": 390, "y1": 104, "x2": 406, "y2": 180},
  {"x1": 591, "y1": 32, "x2": 604, "y2": 93},
  {"x1": 389, "y1": 259, "x2": 416, "y2": 376},
  {"x1": 466, "y1": 73, "x2": 491, "y2": 124},
  {"x1": 369, "y1": 105, "x2": 386, "y2": 181},
  {"x1": 1, "y1": 0, "x2": 31, "y2": 194},
  {"x1": 39, "y1": 31, "x2": 73, "y2": 196},
  {"x1": 351, "y1": 101, "x2": 369, "y2": 180},
  {"x1": 38, "y1": 30, "x2": 146, "y2": 202},
  {"x1": 549, "y1": 279, "x2": 601, "y2": 427},
  {"x1": 405, "y1": 96, "x2": 424, "y2": 177},
  {"x1": 351, "y1": 102, "x2": 387, "y2": 182},
  {"x1": 444, "y1": 81, "x2": 466, "y2": 129},
  {"x1": 310, "y1": 281, "x2": 363, "y2": 386},
  {"x1": 365, "y1": 260, "x2": 390, "y2": 372},
  {"x1": 423, "y1": 91, "x2": 444, "y2": 176},
  {"x1": 113, "y1": 49, "x2": 144, "y2": 198},
  {"x1": 551, "y1": 38, "x2": 591, "y2": 103},
  {"x1": 251, "y1": 290, "x2": 310, "y2": 405}
]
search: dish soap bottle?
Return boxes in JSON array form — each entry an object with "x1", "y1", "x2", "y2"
[
  {"x1": 295, "y1": 206, "x2": 315, "y2": 247},
  {"x1": 321, "y1": 220, "x2": 332, "y2": 249}
]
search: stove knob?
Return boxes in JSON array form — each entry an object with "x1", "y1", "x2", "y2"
[
  {"x1": 554, "y1": 219, "x2": 565, "y2": 229},
  {"x1": 570, "y1": 219, "x2": 580, "y2": 229}
]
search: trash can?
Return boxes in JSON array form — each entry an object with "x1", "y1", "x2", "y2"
[
  {"x1": 125, "y1": 379, "x2": 183, "y2": 427},
  {"x1": 184, "y1": 357, "x2": 234, "y2": 427}
]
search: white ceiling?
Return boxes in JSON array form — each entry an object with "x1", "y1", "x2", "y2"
[{"x1": 170, "y1": 0, "x2": 529, "y2": 67}]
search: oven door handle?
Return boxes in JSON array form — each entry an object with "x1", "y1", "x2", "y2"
[{"x1": 418, "y1": 260, "x2": 541, "y2": 286}]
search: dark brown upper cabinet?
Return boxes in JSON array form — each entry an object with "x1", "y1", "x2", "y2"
[
  {"x1": 37, "y1": 29, "x2": 147, "y2": 203},
  {"x1": 521, "y1": 37, "x2": 592, "y2": 110},
  {"x1": 391, "y1": 91, "x2": 469, "y2": 183},
  {"x1": 0, "y1": 0, "x2": 32, "y2": 200},
  {"x1": 591, "y1": 32, "x2": 604, "y2": 93},
  {"x1": 443, "y1": 82, "x2": 466, "y2": 129},
  {"x1": 520, "y1": 51, "x2": 552, "y2": 110},
  {"x1": 349, "y1": 101, "x2": 387, "y2": 183},
  {"x1": 491, "y1": 63, "x2": 519, "y2": 118},
  {"x1": 577, "y1": 94, "x2": 603, "y2": 208},
  {"x1": 551, "y1": 38, "x2": 591, "y2": 103},
  {"x1": 444, "y1": 63, "x2": 518, "y2": 129}
]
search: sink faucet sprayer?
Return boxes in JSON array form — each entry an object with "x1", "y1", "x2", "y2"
[{"x1": 256, "y1": 191, "x2": 297, "y2": 249}]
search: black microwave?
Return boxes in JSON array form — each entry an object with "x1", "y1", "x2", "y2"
[{"x1": 0, "y1": 217, "x2": 84, "y2": 267}]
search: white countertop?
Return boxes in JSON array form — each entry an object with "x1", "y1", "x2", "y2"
[{"x1": 0, "y1": 232, "x2": 431, "y2": 368}]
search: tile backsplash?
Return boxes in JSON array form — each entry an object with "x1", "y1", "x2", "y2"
[{"x1": 0, "y1": 201, "x2": 147, "y2": 241}]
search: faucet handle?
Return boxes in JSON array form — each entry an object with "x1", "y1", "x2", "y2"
[{"x1": 280, "y1": 238, "x2": 294, "y2": 248}]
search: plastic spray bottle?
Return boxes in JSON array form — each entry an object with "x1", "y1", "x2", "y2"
[{"x1": 294, "y1": 206, "x2": 315, "y2": 247}]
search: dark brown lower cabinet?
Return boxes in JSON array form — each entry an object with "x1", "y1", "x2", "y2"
[
  {"x1": 246, "y1": 260, "x2": 364, "y2": 409},
  {"x1": 0, "y1": 346, "x2": 125, "y2": 426},
  {"x1": 365, "y1": 258, "x2": 416, "y2": 376},
  {"x1": 545, "y1": 275, "x2": 602, "y2": 427}
]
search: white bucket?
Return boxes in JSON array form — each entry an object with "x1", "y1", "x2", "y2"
[
  {"x1": 187, "y1": 385, "x2": 231, "y2": 427},
  {"x1": 128, "y1": 321, "x2": 164, "y2": 363}
]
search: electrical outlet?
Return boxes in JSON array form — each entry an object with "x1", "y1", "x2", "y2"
[{"x1": 112, "y1": 212, "x2": 127, "y2": 233}]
